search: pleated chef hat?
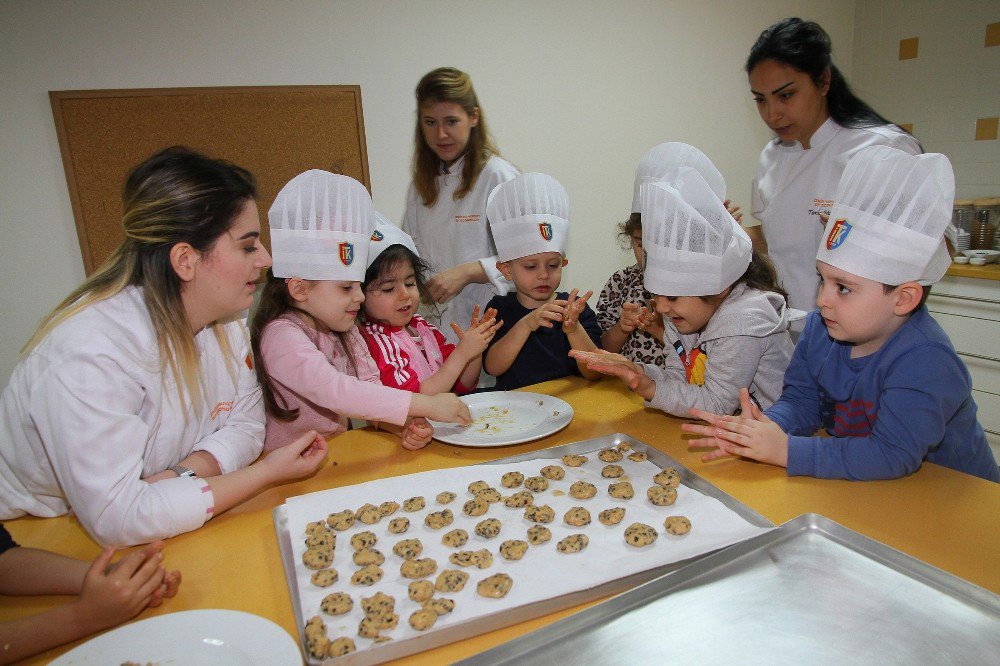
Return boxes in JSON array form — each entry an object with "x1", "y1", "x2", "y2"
[
  {"x1": 367, "y1": 212, "x2": 420, "y2": 269},
  {"x1": 487, "y1": 173, "x2": 570, "y2": 262},
  {"x1": 816, "y1": 145, "x2": 954, "y2": 286},
  {"x1": 269, "y1": 170, "x2": 374, "y2": 281},
  {"x1": 641, "y1": 168, "x2": 752, "y2": 296},
  {"x1": 631, "y1": 142, "x2": 726, "y2": 213}
]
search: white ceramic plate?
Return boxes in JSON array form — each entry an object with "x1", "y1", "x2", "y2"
[
  {"x1": 52, "y1": 609, "x2": 301, "y2": 665},
  {"x1": 429, "y1": 391, "x2": 573, "y2": 447}
]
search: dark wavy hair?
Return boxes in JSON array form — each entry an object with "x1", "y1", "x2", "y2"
[
  {"x1": 362, "y1": 244, "x2": 434, "y2": 310},
  {"x1": 746, "y1": 17, "x2": 901, "y2": 131},
  {"x1": 701, "y1": 251, "x2": 788, "y2": 304}
]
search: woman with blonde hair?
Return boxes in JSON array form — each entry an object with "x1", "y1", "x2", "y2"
[
  {"x1": 402, "y1": 66, "x2": 519, "y2": 343},
  {"x1": 0, "y1": 146, "x2": 326, "y2": 547}
]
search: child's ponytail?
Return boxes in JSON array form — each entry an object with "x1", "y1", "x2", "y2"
[{"x1": 735, "y1": 251, "x2": 789, "y2": 303}]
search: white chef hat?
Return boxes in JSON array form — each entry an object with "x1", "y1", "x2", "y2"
[
  {"x1": 268, "y1": 170, "x2": 374, "y2": 281},
  {"x1": 631, "y1": 142, "x2": 726, "y2": 213},
  {"x1": 367, "y1": 212, "x2": 420, "y2": 270},
  {"x1": 641, "y1": 169, "x2": 752, "y2": 296},
  {"x1": 816, "y1": 145, "x2": 954, "y2": 286},
  {"x1": 487, "y1": 173, "x2": 570, "y2": 262}
]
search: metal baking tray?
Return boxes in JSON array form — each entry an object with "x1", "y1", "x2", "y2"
[
  {"x1": 274, "y1": 433, "x2": 773, "y2": 664},
  {"x1": 459, "y1": 513, "x2": 1000, "y2": 665}
]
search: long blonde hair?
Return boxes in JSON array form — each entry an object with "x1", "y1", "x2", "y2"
[
  {"x1": 25, "y1": 146, "x2": 257, "y2": 407},
  {"x1": 412, "y1": 67, "x2": 501, "y2": 207}
]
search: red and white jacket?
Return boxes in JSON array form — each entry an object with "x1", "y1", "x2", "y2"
[{"x1": 360, "y1": 314, "x2": 473, "y2": 394}]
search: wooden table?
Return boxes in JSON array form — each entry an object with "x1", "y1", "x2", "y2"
[{"x1": 4, "y1": 377, "x2": 998, "y2": 664}]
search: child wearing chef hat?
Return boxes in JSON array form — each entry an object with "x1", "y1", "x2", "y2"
[
  {"x1": 684, "y1": 146, "x2": 999, "y2": 482},
  {"x1": 482, "y1": 173, "x2": 603, "y2": 390},
  {"x1": 250, "y1": 170, "x2": 471, "y2": 452},
  {"x1": 573, "y1": 167, "x2": 794, "y2": 416},
  {"x1": 359, "y1": 214, "x2": 501, "y2": 396}
]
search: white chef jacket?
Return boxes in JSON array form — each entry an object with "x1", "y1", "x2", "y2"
[
  {"x1": 748, "y1": 118, "x2": 921, "y2": 328},
  {"x1": 402, "y1": 154, "x2": 519, "y2": 343},
  {"x1": 0, "y1": 286, "x2": 265, "y2": 546}
]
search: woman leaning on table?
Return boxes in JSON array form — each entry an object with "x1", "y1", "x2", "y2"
[
  {"x1": 0, "y1": 147, "x2": 326, "y2": 547},
  {"x1": 743, "y1": 17, "x2": 921, "y2": 326},
  {"x1": 402, "y1": 66, "x2": 519, "y2": 342}
]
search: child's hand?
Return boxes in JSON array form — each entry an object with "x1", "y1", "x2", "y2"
[
  {"x1": 724, "y1": 198, "x2": 743, "y2": 223},
  {"x1": 426, "y1": 264, "x2": 472, "y2": 304},
  {"x1": 401, "y1": 417, "x2": 433, "y2": 450},
  {"x1": 636, "y1": 305, "x2": 664, "y2": 341},
  {"x1": 105, "y1": 540, "x2": 181, "y2": 608},
  {"x1": 450, "y1": 306, "x2": 503, "y2": 359},
  {"x1": 562, "y1": 289, "x2": 593, "y2": 333},
  {"x1": 682, "y1": 388, "x2": 789, "y2": 467},
  {"x1": 523, "y1": 299, "x2": 567, "y2": 332},
  {"x1": 568, "y1": 349, "x2": 645, "y2": 390},
  {"x1": 262, "y1": 430, "x2": 328, "y2": 482},
  {"x1": 424, "y1": 393, "x2": 473, "y2": 425},
  {"x1": 76, "y1": 544, "x2": 172, "y2": 631},
  {"x1": 618, "y1": 302, "x2": 640, "y2": 334}
]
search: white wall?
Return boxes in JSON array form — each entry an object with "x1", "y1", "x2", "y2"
[{"x1": 0, "y1": 0, "x2": 856, "y2": 384}]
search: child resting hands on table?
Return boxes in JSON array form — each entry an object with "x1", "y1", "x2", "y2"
[
  {"x1": 251, "y1": 171, "x2": 471, "y2": 453},
  {"x1": 683, "y1": 146, "x2": 999, "y2": 482}
]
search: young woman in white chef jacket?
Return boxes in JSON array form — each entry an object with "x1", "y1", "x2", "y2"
[
  {"x1": 0, "y1": 147, "x2": 327, "y2": 547},
  {"x1": 744, "y1": 18, "x2": 921, "y2": 326},
  {"x1": 403, "y1": 67, "x2": 519, "y2": 343}
]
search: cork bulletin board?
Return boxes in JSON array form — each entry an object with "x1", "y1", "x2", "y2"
[{"x1": 50, "y1": 85, "x2": 370, "y2": 274}]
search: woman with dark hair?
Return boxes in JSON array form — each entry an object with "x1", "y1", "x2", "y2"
[
  {"x1": 402, "y1": 67, "x2": 519, "y2": 343},
  {"x1": 744, "y1": 17, "x2": 921, "y2": 325},
  {"x1": 0, "y1": 146, "x2": 327, "y2": 547}
]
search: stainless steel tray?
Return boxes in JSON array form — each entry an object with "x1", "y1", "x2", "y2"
[
  {"x1": 459, "y1": 513, "x2": 1000, "y2": 665},
  {"x1": 274, "y1": 433, "x2": 773, "y2": 664}
]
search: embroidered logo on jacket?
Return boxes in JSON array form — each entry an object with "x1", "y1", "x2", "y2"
[
  {"x1": 339, "y1": 241, "x2": 354, "y2": 266},
  {"x1": 211, "y1": 401, "x2": 233, "y2": 419},
  {"x1": 371, "y1": 230, "x2": 384, "y2": 241},
  {"x1": 826, "y1": 219, "x2": 852, "y2": 250},
  {"x1": 538, "y1": 222, "x2": 553, "y2": 241}
]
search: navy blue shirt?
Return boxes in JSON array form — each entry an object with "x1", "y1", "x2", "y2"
[{"x1": 484, "y1": 291, "x2": 602, "y2": 391}]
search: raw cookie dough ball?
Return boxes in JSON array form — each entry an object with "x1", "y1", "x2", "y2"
[
  {"x1": 435, "y1": 568, "x2": 470, "y2": 592},
  {"x1": 400, "y1": 557, "x2": 438, "y2": 579},
  {"x1": 540, "y1": 465, "x2": 565, "y2": 480},
  {"x1": 524, "y1": 475, "x2": 549, "y2": 492},
  {"x1": 328, "y1": 637, "x2": 356, "y2": 657},
  {"x1": 304, "y1": 615, "x2": 326, "y2": 639},
  {"x1": 563, "y1": 506, "x2": 592, "y2": 527},
  {"x1": 628, "y1": 450, "x2": 648, "y2": 462},
  {"x1": 608, "y1": 481, "x2": 635, "y2": 500},
  {"x1": 653, "y1": 467, "x2": 681, "y2": 488},
  {"x1": 523, "y1": 504, "x2": 556, "y2": 524},
  {"x1": 356, "y1": 503, "x2": 382, "y2": 525},
  {"x1": 441, "y1": 529, "x2": 469, "y2": 548},
  {"x1": 474, "y1": 518, "x2": 502, "y2": 539},
  {"x1": 423, "y1": 597, "x2": 455, "y2": 615},
  {"x1": 569, "y1": 481, "x2": 598, "y2": 499},
  {"x1": 601, "y1": 464, "x2": 625, "y2": 478},
  {"x1": 306, "y1": 634, "x2": 331, "y2": 660},
  {"x1": 624, "y1": 522, "x2": 659, "y2": 547},
  {"x1": 449, "y1": 549, "x2": 493, "y2": 569},
  {"x1": 408, "y1": 579, "x2": 435, "y2": 602},
  {"x1": 305, "y1": 520, "x2": 329, "y2": 536},
  {"x1": 424, "y1": 509, "x2": 454, "y2": 529},
  {"x1": 351, "y1": 565, "x2": 384, "y2": 586},
  {"x1": 327, "y1": 509, "x2": 355, "y2": 531},
  {"x1": 598, "y1": 448, "x2": 623, "y2": 463},
  {"x1": 320, "y1": 591, "x2": 353, "y2": 616},
  {"x1": 463, "y1": 497, "x2": 489, "y2": 517},
  {"x1": 476, "y1": 573, "x2": 514, "y2": 598},
  {"x1": 504, "y1": 490, "x2": 534, "y2": 508},
  {"x1": 526, "y1": 525, "x2": 552, "y2": 545},
  {"x1": 499, "y1": 539, "x2": 529, "y2": 560},
  {"x1": 403, "y1": 496, "x2": 426, "y2": 511},
  {"x1": 360, "y1": 591, "x2": 395, "y2": 618},
  {"x1": 409, "y1": 608, "x2": 438, "y2": 631},
  {"x1": 598, "y1": 507, "x2": 626, "y2": 525},
  {"x1": 379, "y1": 500, "x2": 400, "y2": 517},
  {"x1": 311, "y1": 569, "x2": 339, "y2": 587},
  {"x1": 616, "y1": 441, "x2": 632, "y2": 452},
  {"x1": 350, "y1": 530, "x2": 377, "y2": 550},
  {"x1": 436, "y1": 491, "x2": 456, "y2": 504},
  {"x1": 352, "y1": 548, "x2": 385, "y2": 567},
  {"x1": 664, "y1": 515, "x2": 692, "y2": 535},
  {"x1": 475, "y1": 487, "x2": 502, "y2": 504},
  {"x1": 302, "y1": 548, "x2": 333, "y2": 570},
  {"x1": 392, "y1": 538, "x2": 423, "y2": 560},
  {"x1": 501, "y1": 471, "x2": 524, "y2": 488},
  {"x1": 388, "y1": 517, "x2": 410, "y2": 534},
  {"x1": 647, "y1": 486, "x2": 678, "y2": 506},
  {"x1": 555, "y1": 534, "x2": 590, "y2": 554},
  {"x1": 562, "y1": 454, "x2": 588, "y2": 467},
  {"x1": 305, "y1": 531, "x2": 336, "y2": 551},
  {"x1": 468, "y1": 480, "x2": 490, "y2": 494}
]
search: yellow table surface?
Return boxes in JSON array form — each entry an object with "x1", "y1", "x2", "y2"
[{"x1": 3, "y1": 377, "x2": 999, "y2": 664}]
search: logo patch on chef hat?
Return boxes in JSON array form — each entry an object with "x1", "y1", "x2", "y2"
[
  {"x1": 339, "y1": 241, "x2": 355, "y2": 266},
  {"x1": 371, "y1": 230, "x2": 384, "y2": 242},
  {"x1": 826, "y1": 219, "x2": 852, "y2": 250},
  {"x1": 538, "y1": 222, "x2": 553, "y2": 241}
]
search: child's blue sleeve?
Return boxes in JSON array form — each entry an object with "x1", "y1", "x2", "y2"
[{"x1": 765, "y1": 313, "x2": 823, "y2": 436}]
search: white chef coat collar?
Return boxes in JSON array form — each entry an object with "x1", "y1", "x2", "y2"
[{"x1": 779, "y1": 116, "x2": 838, "y2": 150}]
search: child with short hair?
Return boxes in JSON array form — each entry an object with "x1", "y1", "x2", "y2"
[
  {"x1": 685, "y1": 146, "x2": 999, "y2": 482},
  {"x1": 359, "y1": 216, "x2": 501, "y2": 394},
  {"x1": 251, "y1": 171, "x2": 471, "y2": 452},
  {"x1": 573, "y1": 167, "x2": 795, "y2": 416},
  {"x1": 482, "y1": 173, "x2": 603, "y2": 390}
]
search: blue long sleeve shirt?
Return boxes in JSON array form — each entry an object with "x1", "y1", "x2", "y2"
[{"x1": 767, "y1": 308, "x2": 998, "y2": 482}]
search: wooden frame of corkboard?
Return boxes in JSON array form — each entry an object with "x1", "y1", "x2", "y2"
[{"x1": 49, "y1": 85, "x2": 370, "y2": 274}]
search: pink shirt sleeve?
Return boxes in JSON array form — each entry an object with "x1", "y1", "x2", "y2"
[{"x1": 260, "y1": 319, "x2": 411, "y2": 426}]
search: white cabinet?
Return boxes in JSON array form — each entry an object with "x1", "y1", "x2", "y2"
[{"x1": 927, "y1": 276, "x2": 1000, "y2": 461}]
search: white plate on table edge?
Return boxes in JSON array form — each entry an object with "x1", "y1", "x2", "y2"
[
  {"x1": 51, "y1": 609, "x2": 301, "y2": 665},
  {"x1": 428, "y1": 391, "x2": 573, "y2": 447}
]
